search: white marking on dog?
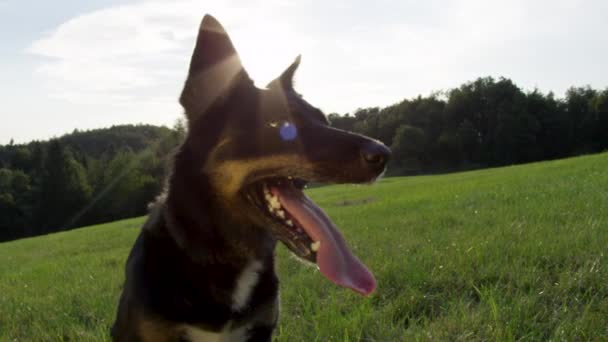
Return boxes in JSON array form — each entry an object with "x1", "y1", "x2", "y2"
[{"x1": 232, "y1": 260, "x2": 263, "y2": 311}]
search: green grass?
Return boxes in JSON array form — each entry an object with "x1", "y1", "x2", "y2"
[{"x1": 2, "y1": 153, "x2": 608, "y2": 341}]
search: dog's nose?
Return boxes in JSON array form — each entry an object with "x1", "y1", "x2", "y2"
[{"x1": 360, "y1": 141, "x2": 391, "y2": 168}]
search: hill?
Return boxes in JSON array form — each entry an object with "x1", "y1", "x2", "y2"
[{"x1": 0, "y1": 153, "x2": 607, "y2": 340}]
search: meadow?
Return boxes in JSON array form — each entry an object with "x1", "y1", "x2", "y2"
[{"x1": 1, "y1": 153, "x2": 607, "y2": 341}]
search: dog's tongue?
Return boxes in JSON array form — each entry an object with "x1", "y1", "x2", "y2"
[{"x1": 271, "y1": 186, "x2": 376, "y2": 296}]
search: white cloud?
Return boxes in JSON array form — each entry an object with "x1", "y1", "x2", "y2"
[
  {"x1": 26, "y1": 0, "x2": 314, "y2": 113},
  {"x1": 25, "y1": 0, "x2": 608, "y2": 126},
  {"x1": 29, "y1": 1, "x2": 200, "y2": 105}
]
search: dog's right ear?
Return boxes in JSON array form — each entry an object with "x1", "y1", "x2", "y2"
[{"x1": 179, "y1": 14, "x2": 251, "y2": 120}]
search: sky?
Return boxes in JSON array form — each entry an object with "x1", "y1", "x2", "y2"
[{"x1": 1, "y1": 0, "x2": 607, "y2": 144}]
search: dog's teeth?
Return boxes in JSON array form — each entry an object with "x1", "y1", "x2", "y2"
[
  {"x1": 269, "y1": 197, "x2": 281, "y2": 209},
  {"x1": 267, "y1": 205, "x2": 274, "y2": 213},
  {"x1": 276, "y1": 210, "x2": 285, "y2": 219},
  {"x1": 310, "y1": 241, "x2": 321, "y2": 252},
  {"x1": 286, "y1": 219, "x2": 293, "y2": 226}
]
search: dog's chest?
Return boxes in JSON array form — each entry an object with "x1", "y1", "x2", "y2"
[{"x1": 180, "y1": 259, "x2": 276, "y2": 341}]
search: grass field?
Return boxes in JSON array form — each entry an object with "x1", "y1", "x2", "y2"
[{"x1": 1, "y1": 153, "x2": 607, "y2": 341}]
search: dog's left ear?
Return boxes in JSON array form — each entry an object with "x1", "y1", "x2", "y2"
[{"x1": 269, "y1": 55, "x2": 301, "y2": 90}]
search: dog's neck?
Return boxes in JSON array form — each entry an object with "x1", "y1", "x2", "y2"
[
  {"x1": 136, "y1": 143, "x2": 279, "y2": 318},
  {"x1": 139, "y1": 195, "x2": 279, "y2": 325},
  {"x1": 158, "y1": 144, "x2": 277, "y2": 268}
]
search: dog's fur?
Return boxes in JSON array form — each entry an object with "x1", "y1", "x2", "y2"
[{"x1": 111, "y1": 15, "x2": 390, "y2": 342}]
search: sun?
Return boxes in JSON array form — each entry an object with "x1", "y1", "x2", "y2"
[{"x1": 229, "y1": 26, "x2": 303, "y2": 88}]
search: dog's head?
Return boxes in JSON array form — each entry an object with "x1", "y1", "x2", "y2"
[{"x1": 178, "y1": 15, "x2": 390, "y2": 295}]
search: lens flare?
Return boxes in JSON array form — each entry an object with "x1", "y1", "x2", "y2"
[{"x1": 279, "y1": 122, "x2": 297, "y2": 141}]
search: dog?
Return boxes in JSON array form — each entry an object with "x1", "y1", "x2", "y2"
[{"x1": 111, "y1": 14, "x2": 390, "y2": 341}]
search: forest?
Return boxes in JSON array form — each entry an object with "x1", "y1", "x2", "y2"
[{"x1": 1, "y1": 76, "x2": 607, "y2": 242}]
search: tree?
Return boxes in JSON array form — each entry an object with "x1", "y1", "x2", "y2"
[
  {"x1": 565, "y1": 86, "x2": 597, "y2": 153},
  {"x1": 391, "y1": 125, "x2": 427, "y2": 172},
  {"x1": 36, "y1": 140, "x2": 92, "y2": 232},
  {"x1": 352, "y1": 107, "x2": 381, "y2": 140},
  {"x1": 86, "y1": 150, "x2": 159, "y2": 223},
  {"x1": 591, "y1": 89, "x2": 608, "y2": 151},
  {"x1": 0, "y1": 168, "x2": 32, "y2": 241},
  {"x1": 527, "y1": 90, "x2": 569, "y2": 159},
  {"x1": 328, "y1": 113, "x2": 357, "y2": 132},
  {"x1": 457, "y1": 119, "x2": 481, "y2": 163},
  {"x1": 436, "y1": 131, "x2": 463, "y2": 168}
]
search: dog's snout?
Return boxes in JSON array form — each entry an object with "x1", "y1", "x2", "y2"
[{"x1": 360, "y1": 141, "x2": 391, "y2": 168}]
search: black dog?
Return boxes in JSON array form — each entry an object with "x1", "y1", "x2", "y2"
[{"x1": 111, "y1": 14, "x2": 390, "y2": 341}]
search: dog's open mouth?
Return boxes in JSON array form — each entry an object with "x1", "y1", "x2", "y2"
[{"x1": 246, "y1": 177, "x2": 376, "y2": 295}]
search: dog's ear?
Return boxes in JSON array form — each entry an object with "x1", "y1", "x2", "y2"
[
  {"x1": 269, "y1": 55, "x2": 301, "y2": 90},
  {"x1": 186, "y1": 15, "x2": 242, "y2": 78},
  {"x1": 180, "y1": 14, "x2": 252, "y2": 119}
]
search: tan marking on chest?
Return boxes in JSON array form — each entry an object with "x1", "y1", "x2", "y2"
[{"x1": 181, "y1": 322, "x2": 249, "y2": 342}]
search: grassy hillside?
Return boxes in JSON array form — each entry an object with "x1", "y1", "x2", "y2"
[{"x1": 1, "y1": 153, "x2": 607, "y2": 341}]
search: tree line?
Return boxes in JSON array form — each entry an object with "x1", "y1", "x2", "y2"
[
  {"x1": 1, "y1": 76, "x2": 607, "y2": 242},
  {"x1": 329, "y1": 77, "x2": 608, "y2": 174},
  {"x1": 0, "y1": 123, "x2": 185, "y2": 242}
]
